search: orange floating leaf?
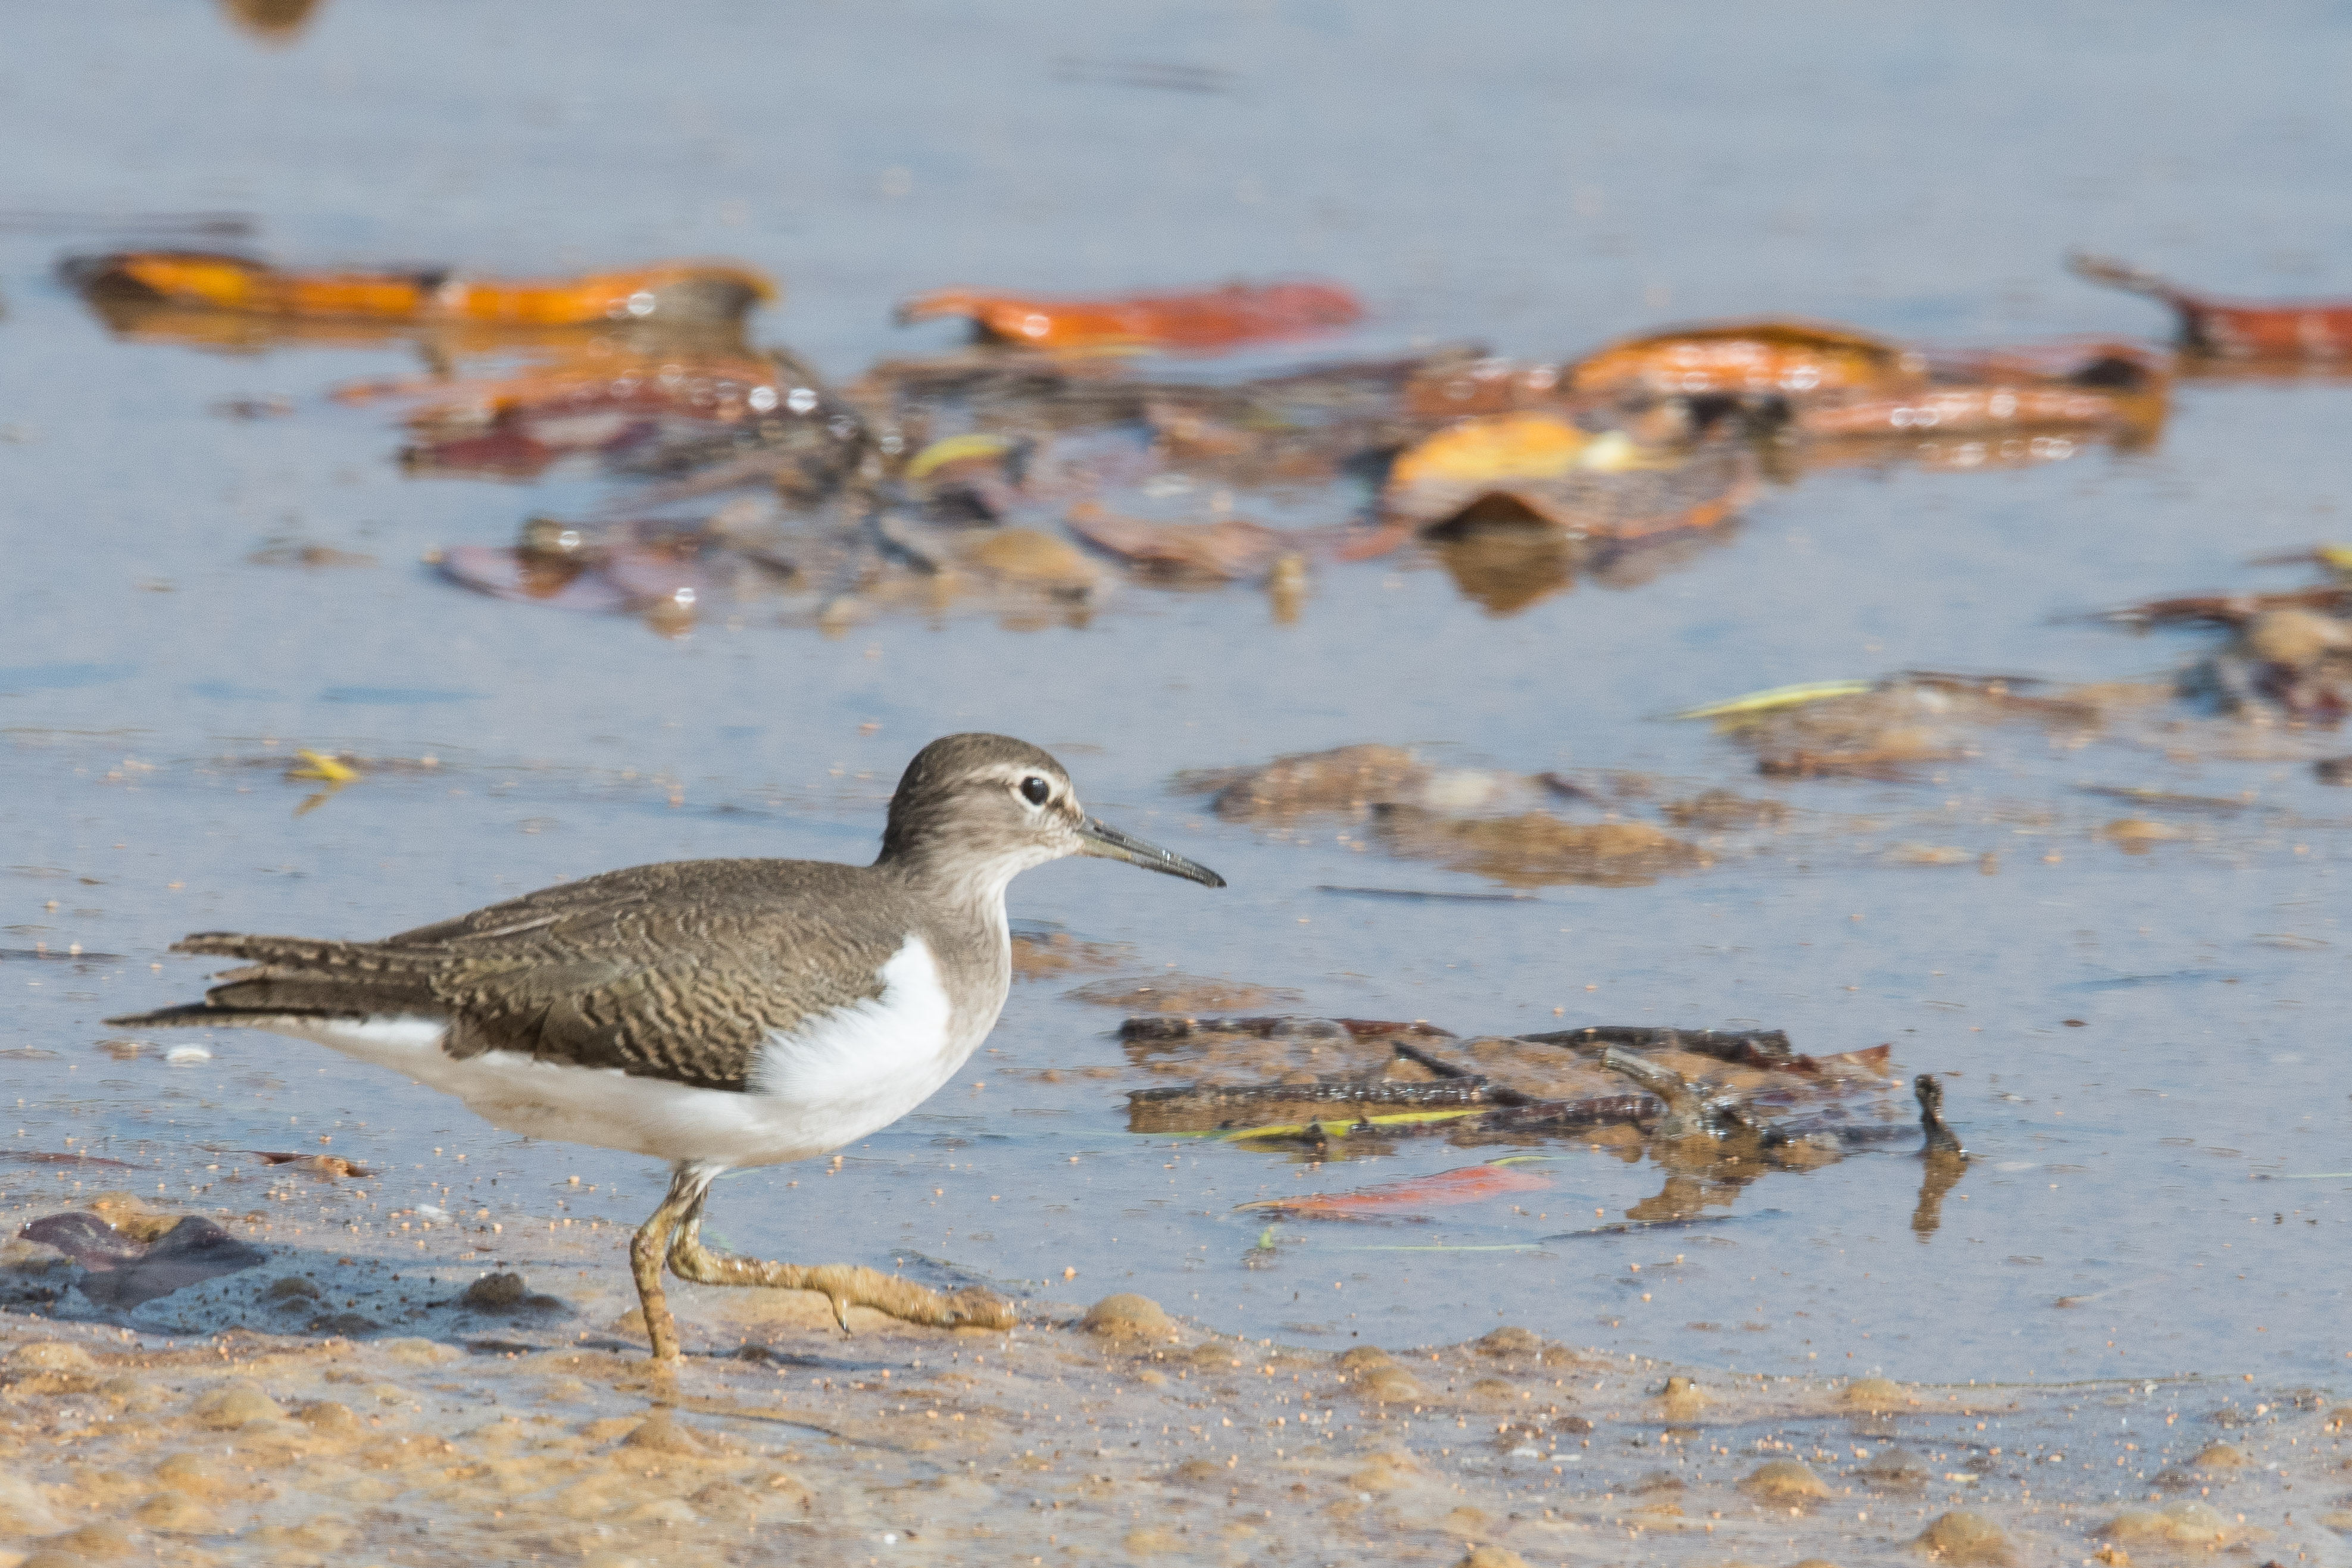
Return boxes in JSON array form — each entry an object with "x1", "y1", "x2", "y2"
[
  {"x1": 67, "y1": 252, "x2": 775, "y2": 327},
  {"x1": 2072, "y1": 252, "x2": 2352, "y2": 361},
  {"x1": 895, "y1": 278, "x2": 1363, "y2": 352},
  {"x1": 1565, "y1": 318, "x2": 1915, "y2": 400},
  {"x1": 1241, "y1": 1161, "x2": 1551, "y2": 1220},
  {"x1": 1387, "y1": 411, "x2": 1598, "y2": 491}
]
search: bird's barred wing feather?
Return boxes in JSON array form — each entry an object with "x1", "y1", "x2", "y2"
[{"x1": 154, "y1": 860, "x2": 907, "y2": 1092}]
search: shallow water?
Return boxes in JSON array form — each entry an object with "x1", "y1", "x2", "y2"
[{"x1": 3, "y1": 0, "x2": 2348, "y2": 1401}]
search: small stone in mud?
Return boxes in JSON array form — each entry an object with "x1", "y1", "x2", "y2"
[
  {"x1": 133, "y1": 1489, "x2": 214, "y2": 1533},
  {"x1": 1346, "y1": 1451, "x2": 1417, "y2": 1492},
  {"x1": 2318, "y1": 757, "x2": 2352, "y2": 785},
  {"x1": 2188, "y1": 1441, "x2": 2249, "y2": 1469},
  {"x1": 2101, "y1": 1500, "x2": 2228, "y2": 1545},
  {"x1": 1360, "y1": 1367, "x2": 1422, "y2": 1403},
  {"x1": 100, "y1": 1374, "x2": 161, "y2": 1410},
  {"x1": 295, "y1": 1400, "x2": 363, "y2": 1438},
  {"x1": 192, "y1": 1381, "x2": 285, "y2": 1429},
  {"x1": 85, "y1": 1192, "x2": 182, "y2": 1243},
  {"x1": 2100, "y1": 817, "x2": 2183, "y2": 852},
  {"x1": 1455, "y1": 1548, "x2": 1529, "y2": 1568},
  {"x1": 1633, "y1": 1469, "x2": 1684, "y2": 1494},
  {"x1": 6, "y1": 1341, "x2": 96, "y2": 1374},
  {"x1": 621, "y1": 1409, "x2": 711, "y2": 1455},
  {"x1": 1080, "y1": 1293, "x2": 1172, "y2": 1338},
  {"x1": 153, "y1": 1453, "x2": 254, "y2": 1503},
  {"x1": 1475, "y1": 1325, "x2": 1541, "y2": 1356},
  {"x1": 27, "y1": 1520, "x2": 136, "y2": 1562},
  {"x1": 1656, "y1": 1373, "x2": 1707, "y2": 1421},
  {"x1": 1854, "y1": 1448, "x2": 1931, "y2": 1488},
  {"x1": 1842, "y1": 1376, "x2": 1907, "y2": 1412},
  {"x1": 1742, "y1": 1458, "x2": 1830, "y2": 1502},
  {"x1": 383, "y1": 1336, "x2": 459, "y2": 1366},
  {"x1": 266, "y1": 1275, "x2": 320, "y2": 1301},
  {"x1": 1913, "y1": 1510, "x2": 2014, "y2": 1564},
  {"x1": 1467, "y1": 1377, "x2": 1519, "y2": 1402},
  {"x1": 1336, "y1": 1345, "x2": 1395, "y2": 1371},
  {"x1": 461, "y1": 1271, "x2": 529, "y2": 1310}
]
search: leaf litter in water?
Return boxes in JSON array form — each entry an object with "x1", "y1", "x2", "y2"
[
  {"x1": 66, "y1": 251, "x2": 774, "y2": 329},
  {"x1": 2071, "y1": 251, "x2": 2352, "y2": 364},
  {"x1": 18, "y1": 1198, "x2": 267, "y2": 1309},
  {"x1": 1240, "y1": 1159, "x2": 1554, "y2": 1220},
  {"x1": 894, "y1": 277, "x2": 1363, "y2": 353}
]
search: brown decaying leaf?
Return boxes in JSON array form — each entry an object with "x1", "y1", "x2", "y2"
[
  {"x1": 1067, "y1": 974, "x2": 1304, "y2": 1013},
  {"x1": 1372, "y1": 805, "x2": 1708, "y2": 888},
  {"x1": 248, "y1": 1151, "x2": 374, "y2": 1179},
  {"x1": 1064, "y1": 502, "x2": 1284, "y2": 581}
]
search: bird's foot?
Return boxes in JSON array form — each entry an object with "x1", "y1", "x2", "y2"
[{"x1": 667, "y1": 1223, "x2": 1016, "y2": 1333}]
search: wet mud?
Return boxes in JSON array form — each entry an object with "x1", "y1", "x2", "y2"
[{"x1": 1, "y1": 1269, "x2": 2346, "y2": 1567}]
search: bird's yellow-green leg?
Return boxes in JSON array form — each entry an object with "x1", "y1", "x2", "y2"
[
  {"x1": 664, "y1": 1180, "x2": 1016, "y2": 1334},
  {"x1": 630, "y1": 1164, "x2": 714, "y2": 1362}
]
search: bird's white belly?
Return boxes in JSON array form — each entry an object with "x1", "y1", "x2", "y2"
[{"x1": 258, "y1": 936, "x2": 981, "y2": 1168}]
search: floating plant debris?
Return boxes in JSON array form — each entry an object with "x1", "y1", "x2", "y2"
[
  {"x1": 66, "y1": 252, "x2": 774, "y2": 327},
  {"x1": 1123, "y1": 1014, "x2": 1920, "y2": 1160},
  {"x1": 1239, "y1": 1160, "x2": 1554, "y2": 1219},
  {"x1": 1383, "y1": 414, "x2": 1757, "y2": 541},
  {"x1": 2072, "y1": 251, "x2": 2352, "y2": 361},
  {"x1": 895, "y1": 278, "x2": 1363, "y2": 352},
  {"x1": 1563, "y1": 318, "x2": 1918, "y2": 402},
  {"x1": 1673, "y1": 671, "x2": 2129, "y2": 778}
]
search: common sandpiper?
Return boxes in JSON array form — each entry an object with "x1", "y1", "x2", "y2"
[{"x1": 111, "y1": 733, "x2": 1225, "y2": 1360}]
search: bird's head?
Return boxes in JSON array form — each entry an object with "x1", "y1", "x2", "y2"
[{"x1": 877, "y1": 733, "x2": 1225, "y2": 895}]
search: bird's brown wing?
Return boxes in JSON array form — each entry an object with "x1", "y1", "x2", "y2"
[{"x1": 155, "y1": 859, "x2": 908, "y2": 1092}]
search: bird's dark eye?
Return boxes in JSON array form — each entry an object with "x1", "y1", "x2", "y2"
[{"x1": 1019, "y1": 776, "x2": 1051, "y2": 806}]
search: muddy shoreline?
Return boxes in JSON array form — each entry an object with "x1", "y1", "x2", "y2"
[{"x1": 4, "y1": 1190, "x2": 2346, "y2": 1567}]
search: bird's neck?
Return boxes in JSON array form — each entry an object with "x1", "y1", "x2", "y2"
[{"x1": 874, "y1": 850, "x2": 1019, "y2": 931}]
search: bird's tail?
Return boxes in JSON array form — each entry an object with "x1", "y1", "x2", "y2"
[{"x1": 104, "y1": 931, "x2": 443, "y2": 1029}]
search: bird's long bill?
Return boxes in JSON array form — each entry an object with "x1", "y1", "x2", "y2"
[{"x1": 1076, "y1": 816, "x2": 1226, "y2": 888}]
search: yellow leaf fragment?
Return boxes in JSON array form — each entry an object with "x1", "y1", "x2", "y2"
[
  {"x1": 286, "y1": 749, "x2": 359, "y2": 783},
  {"x1": 1669, "y1": 680, "x2": 1875, "y2": 722}
]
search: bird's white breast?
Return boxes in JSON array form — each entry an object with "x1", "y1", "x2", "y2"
[
  {"x1": 253, "y1": 934, "x2": 980, "y2": 1169},
  {"x1": 745, "y1": 933, "x2": 969, "y2": 1148}
]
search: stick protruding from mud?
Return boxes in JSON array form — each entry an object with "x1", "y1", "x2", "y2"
[{"x1": 1916, "y1": 1073, "x2": 1966, "y2": 1159}]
